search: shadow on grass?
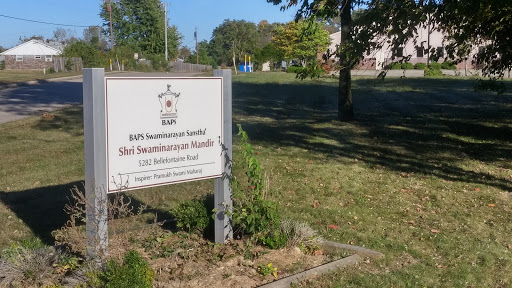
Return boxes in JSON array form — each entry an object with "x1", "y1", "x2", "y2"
[
  {"x1": 36, "y1": 105, "x2": 84, "y2": 136},
  {"x1": 0, "y1": 182, "x2": 176, "y2": 246},
  {"x1": 233, "y1": 77, "x2": 512, "y2": 191}
]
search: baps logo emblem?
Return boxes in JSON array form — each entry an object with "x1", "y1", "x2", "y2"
[{"x1": 158, "y1": 84, "x2": 181, "y2": 125}]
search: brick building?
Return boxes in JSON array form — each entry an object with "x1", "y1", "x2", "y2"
[{"x1": 0, "y1": 40, "x2": 62, "y2": 70}]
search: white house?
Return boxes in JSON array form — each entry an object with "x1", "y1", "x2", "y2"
[{"x1": 0, "y1": 40, "x2": 62, "y2": 70}]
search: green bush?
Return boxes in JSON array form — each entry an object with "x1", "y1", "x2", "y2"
[
  {"x1": 401, "y1": 62, "x2": 414, "y2": 69},
  {"x1": 424, "y1": 67, "x2": 443, "y2": 77},
  {"x1": 441, "y1": 60, "x2": 457, "y2": 70},
  {"x1": 147, "y1": 54, "x2": 170, "y2": 71},
  {"x1": 228, "y1": 125, "x2": 284, "y2": 249},
  {"x1": 286, "y1": 65, "x2": 304, "y2": 73},
  {"x1": 173, "y1": 198, "x2": 210, "y2": 233},
  {"x1": 414, "y1": 63, "x2": 427, "y2": 70},
  {"x1": 429, "y1": 62, "x2": 442, "y2": 70},
  {"x1": 96, "y1": 250, "x2": 154, "y2": 288},
  {"x1": 0, "y1": 60, "x2": 5, "y2": 70},
  {"x1": 387, "y1": 62, "x2": 402, "y2": 70},
  {"x1": 259, "y1": 231, "x2": 288, "y2": 249}
]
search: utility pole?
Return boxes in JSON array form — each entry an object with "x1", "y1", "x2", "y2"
[
  {"x1": 195, "y1": 27, "x2": 198, "y2": 64},
  {"x1": 107, "y1": 0, "x2": 114, "y2": 51},
  {"x1": 233, "y1": 41, "x2": 237, "y2": 75},
  {"x1": 164, "y1": 3, "x2": 169, "y2": 61}
]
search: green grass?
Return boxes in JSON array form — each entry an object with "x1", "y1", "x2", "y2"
[
  {"x1": 0, "y1": 72, "x2": 511, "y2": 287},
  {"x1": 0, "y1": 70, "x2": 81, "y2": 86}
]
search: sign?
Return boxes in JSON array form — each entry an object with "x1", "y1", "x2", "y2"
[{"x1": 105, "y1": 77, "x2": 223, "y2": 193}]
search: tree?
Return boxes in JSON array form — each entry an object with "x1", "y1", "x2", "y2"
[
  {"x1": 83, "y1": 26, "x2": 108, "y2": 50},
  {"x1": 100, "y1": 0, "x2": 182, "y2": 57},
  {"x1": 178, "y1": 46, "x2": 191, "y2": 61},
  {"x1": 209, "y1": 19, "x2": 258, "y2": 66},
  {"x1": 63, "y1": 41, "x2": 106, "y2": 68},
  {"x1": 254, "y1": 43, "x2": 284, "y2": 70},
  {"x1": 18, "y1": 35, "x2": 44, "y2": 44},
  {"x1": 272, "y1": 20, "x2": 330, "y2": 65},
  {"x1": 53, "y1": 28, "x2": 68, "y2": 44},
  {"x1": 437, "y1": 0, "x2": 512, "y2": 77},
  {"x1": 267, "y1": 0, "x2": 430, "y2": 121},
  {"x1": 186, "y1": 40, "x2": 216, "y2": 67}
]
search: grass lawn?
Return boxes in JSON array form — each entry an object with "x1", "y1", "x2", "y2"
[
  {"x1": 0, "y1": 70, "x2": 82, "y2": 86},
  {"x1": 0, "y1": 72, "x2": 511, "y2": 287}
]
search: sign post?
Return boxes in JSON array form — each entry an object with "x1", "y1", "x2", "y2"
[
  {"x1": 214, "y1": 69, "x2": 233, "y2": 243},
  {"x1": 83, "y1": 68, "x2": 108, "y2": 262}
]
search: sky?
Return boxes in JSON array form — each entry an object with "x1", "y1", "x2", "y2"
[{"x1": 0, "y1": 0, "x2": 299, "y2": 50}]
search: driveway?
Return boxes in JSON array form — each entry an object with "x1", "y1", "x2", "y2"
[{"x1": 0, "y1": 72, "x2": 203, "y2": 124}]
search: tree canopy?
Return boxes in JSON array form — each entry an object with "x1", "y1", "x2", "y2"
[
  {"x1": 209, "y1": 20, "x2": 258, "y2": 66},
  {"x1": 272, "y1": 20, "x2": 330, "y2": 64},
  {"x1": 100, "y1": 0, "x2": 182, "y2": 58}
]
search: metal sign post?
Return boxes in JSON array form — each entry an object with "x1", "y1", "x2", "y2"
[
  {"x1": 214, "y1": 69, "x2": 233, "y2": 243},
  {"x1": 83, "y1": 68, "x2": 108, "y2": 262}
]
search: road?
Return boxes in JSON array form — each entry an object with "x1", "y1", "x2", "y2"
[{"x1": 0, "y1": 72, "x2": 202, "y2": 124}]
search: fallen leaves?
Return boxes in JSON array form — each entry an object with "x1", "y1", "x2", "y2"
[
  {"x1": 328, "y1": 225, "x2": 339, "y2": 229},
  {"x1": 431, "y1": 229, "x2": 440, "y2": 234},
  {"x1": 488, "y1": 203, "x2": 495, "y2": 207}
]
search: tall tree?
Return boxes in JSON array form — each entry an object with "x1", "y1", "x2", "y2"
[
  {"x1": 209, "y1": 20, "x2": 258, "y2": 66},
  {"x1": 83, "y1": 26, "x2": 108, "y2": 50},
  {"x1": 272, "y1": 20, "x2": 330, "y2": 65},
  {"x1": 267, "y1": 0, "x2": 428, "y2": 121},
  {"x1": 186, "y1": 40, "x2": 216, "y2": 66},
  {"x1": 178, "y1": 46, "x2": 191, "y2": 61},
  {"x1": 100, "y1": 0, "x2": 182, "y2": 57}
]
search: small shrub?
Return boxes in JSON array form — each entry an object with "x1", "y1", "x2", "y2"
[
  {"x1": 388, "y1": 62, "x2": 402, "y2": 70},
  {"x1": 98, "y1": 250, "x2": 154, "y2": 288},
  {"x1": 441, "y1": 60, "x2": 457, "y2": 70},
  {"x1": 286, "y1": 65, "x2": 304, "y2": 73},
  {"x1": 429, "y1": 62, "x2": 442, "y2": 70},
  {"x1": 259, "y1": 231, "x2": 288, "y2": 249},
  {"x1": 65, "y1": 58, "x2": 73, "y2": 71},
  {"x1": 296, "y1": 61, "x2": 325, "y2": 80},
  {"x1": 424, "y1": 67, "x2": 443, "y2": 77},
  {"x1": 258, "y1": 263, "x2": 278, "y2": 278},
  {"x1": 173, "y1": 198, "x2": 210, "y2": 233},
  {"x1": 0, "y1": 244, "x2": 62, "y2": 287},
  {"x1": 401, "y1": 62, "x2": 414, "y2": 69},
  {"x1": 279, "y1": 219, "x2": 322, "y2": 253},
  {"x1": 414, "y1": 63, "x2": 427, "y2": 70},
  {"x1": 0, "y1": 60, "x2": 5, "y2": 70},
  {"x1": 228, "y1": 125, "x2": 281, "y2": 248},
  {"x1": 46, "y1": 67, "x2": 56, "y2": 74}
]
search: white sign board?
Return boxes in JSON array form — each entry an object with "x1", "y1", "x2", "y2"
[{"x1": 105, "y1": 77, "x2": 223, "y2": 193}]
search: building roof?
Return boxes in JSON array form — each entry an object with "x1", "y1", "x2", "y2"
[{"x1": 0, "y1": 40, "x2": 62, "y2": 56}]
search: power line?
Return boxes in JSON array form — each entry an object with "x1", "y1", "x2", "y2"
[{"x1": 0, "y1": 14, "x2": 93, "y2": 28}]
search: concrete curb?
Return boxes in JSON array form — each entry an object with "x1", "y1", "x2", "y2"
[{"x1": 258, "y1": 241, "x2": 383, "y2": 288}]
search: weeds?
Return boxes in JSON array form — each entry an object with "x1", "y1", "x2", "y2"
[
  {"x1": 228, "y1": 125, "x2": 285, "y2": 248},
  {"x1": 258, "y1": 262, "x2": 278, "y2": 278}
]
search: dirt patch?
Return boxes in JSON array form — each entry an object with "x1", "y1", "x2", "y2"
[{"x1": 106, "y1": 224, "x2": 344, "y2": 288}]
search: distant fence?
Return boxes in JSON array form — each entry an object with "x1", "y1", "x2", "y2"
[
  {"x1": 170, "y1": 61, "x2": 212, "y2": 73},
  {"x1": 53, "y1": 57, "x2": 83, "y2": 72}
]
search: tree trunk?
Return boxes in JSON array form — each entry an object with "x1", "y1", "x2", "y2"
[{"x1": 338, "y1": 0, "x2": 354, "y2": 121}]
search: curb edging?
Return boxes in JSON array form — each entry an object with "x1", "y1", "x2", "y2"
[{"x1": 258, "y1": 241, "x2": 383, "y2": 288}]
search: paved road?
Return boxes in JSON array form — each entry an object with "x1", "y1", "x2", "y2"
[{"x1": 0, "y1": 72, "x2": 202, "y2": 124}]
